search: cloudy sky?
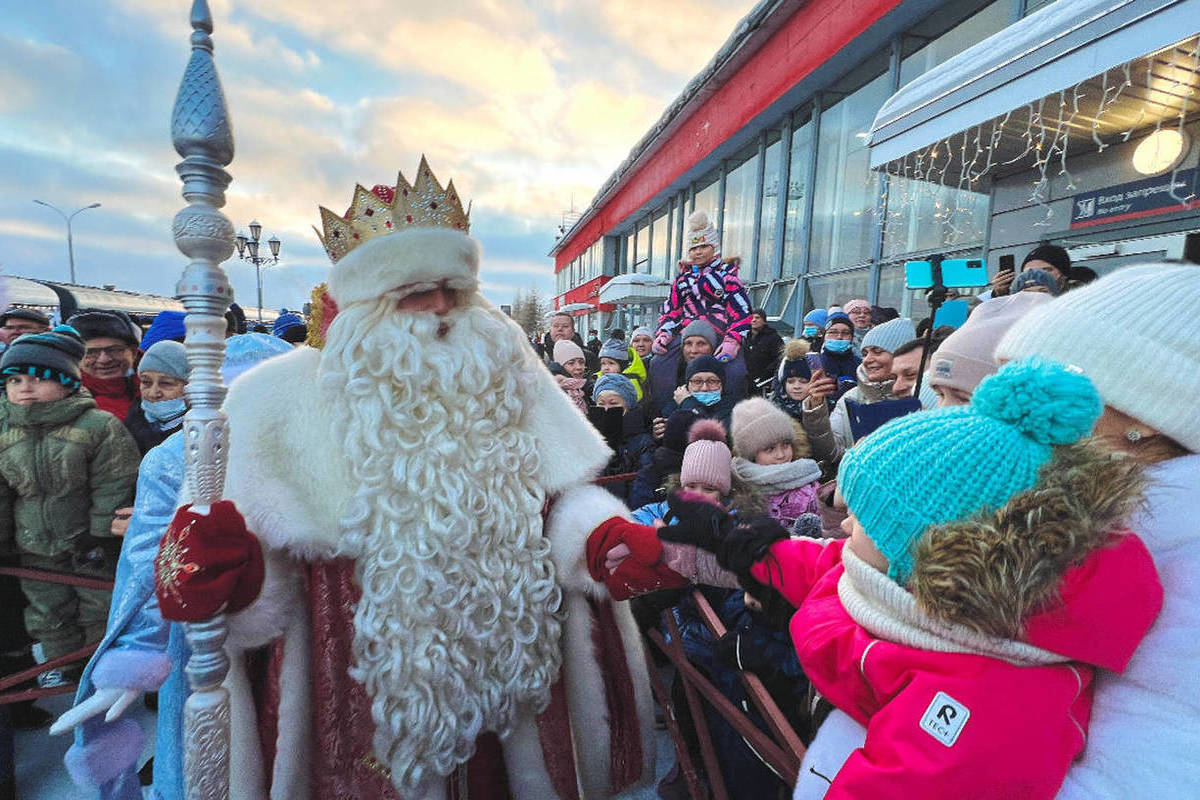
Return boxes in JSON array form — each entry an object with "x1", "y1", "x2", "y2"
[{"x1": 0, "y1": 0, "x2": 752, "y2": 312}]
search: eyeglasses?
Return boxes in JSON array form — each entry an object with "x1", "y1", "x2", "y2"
[
  {"x1": 2, "y1": 325, "x2": 45, "y2": 334},
  {"x1": 687, "y1": 378, "x2": 723, "y2": 390},
  {"x1": 84, "y1": 345, "x2": 131, "y2": 360}
]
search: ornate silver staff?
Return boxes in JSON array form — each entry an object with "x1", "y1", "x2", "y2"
[{"x1": 171, "y1": 1, "x2": 236, "y2": 797}]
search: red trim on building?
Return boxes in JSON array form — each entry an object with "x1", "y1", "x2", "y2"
[
  {"x1": 555, "y1": 275, "x2": 615, "y2": 314},
  {"x1": 555, "y1": 0, "x2": 902, "y2": 271},
  {"x1": 1068, "y1": 201, "x2": 1200, "y2": 229}
]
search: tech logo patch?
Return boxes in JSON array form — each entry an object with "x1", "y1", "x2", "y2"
[{"x1": 920, "y1": 691, "x2": 970, "y2": 747}]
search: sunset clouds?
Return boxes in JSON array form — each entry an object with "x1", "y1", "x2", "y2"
[{"x1": 1, "y1": 0, "x2": 747, "y2": 309}]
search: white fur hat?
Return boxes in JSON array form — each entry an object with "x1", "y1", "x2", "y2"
[
  {"x1": 328, "y1": 226, "x2": 481, "y2": 308},
  {"x1": 684, "y1": 211, "x2": 720, "y2": 252}
]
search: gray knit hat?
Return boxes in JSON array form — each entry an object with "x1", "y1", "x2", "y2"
[
  {"x1": 860, "y1": 317, "x2": 916, "y2": 354},
  {"x1": 598, "y1": 337, "x2": 630, "y2": 364},
  {"x1": 0, "y1": 325, "x2": 86, "y2": 390},
  {"x1": 138, "y1": 340, "x2": 190, "y2": 381},
  {"x1": 593, "y1": 373, "x2": 637, "y2": 409},
  {"x1": 730, "y1": 397, "x2": 796, "y2": 460},
  {"x1": 680, "y1": 319, "x2": 720, "y2": 349},
  {"x1": 997, "y1": 262, "x2": 1200, "y2": 452}
]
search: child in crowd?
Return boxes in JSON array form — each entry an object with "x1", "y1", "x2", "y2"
[
  {"x1": 124, "y1": 340, "x2": 190, "y2": 455},
  {"x1": 653, "y1": 211, "x2": 753, "y2": 363},
  {"x1": 551, "y1": 339, "x2": 592, "y2": 413},
  {"x1": 597, "y1": 336, "x2": 647, "y2": 402},
  {"x1": 770, "y1": 339, "x2": 838, "y2": 464},
  {"x1": 729, "y1": 397, "x2": 821, "y2": 530},
  {"x1": 637, "y1": 357, "x2": 1162, "y2": 799},
  {"x1": 0, "y1": 326, "x2": 139, "y2": 685},
  {"x1": 590, "y1": 374, "x2": 655, "y2": 504},
  {"x1": 629, "y1": 408, "x2": 700, "y2": 510}
]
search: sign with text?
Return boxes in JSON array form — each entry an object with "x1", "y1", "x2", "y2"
[{"x1": 1070, "y1": 168, "x2": 1198, "y2": 229}]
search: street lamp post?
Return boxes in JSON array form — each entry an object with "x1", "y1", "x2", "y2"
[
  {"x1": 233, "y1": 221, "x2": 281, "y2": 322},
  {"x1": 32, "y1": 200, "x2": 101, "y2": 284}
]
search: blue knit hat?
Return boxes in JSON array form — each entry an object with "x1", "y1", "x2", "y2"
[
  {"x1": 1011, "y1": 268, "x2": 1061, "y2": 297},
  {"x1": 803, "y1": 309, "x2": 828, "y2": 329},
  {"x1": 140, "y1": 311, "x2": 187, "y2": 352},
  {"x1": 860, "y1": 317, "x2": 915, "y2": 355},
  {"x1": 824, "y1": 312, "x2": 853, "y2": 333},
  {"x1": 838, "y1": 356, "x2": 1102, "y2": 583},
  {"x1": 222, "y1": 333, "x2": 294, "y2": 383},
  {"x1": 272, "y1": 313, "x2": 306, "y2": 338},
  {"x1": 686, "y1": 354, "x2": 726, "y2": 383},
  {"x1": 593, "y1": 373, "x2": 637, "y2": 409},
  {"x1": 598, "y1": 337, "x2": 630, "y2": 364}
]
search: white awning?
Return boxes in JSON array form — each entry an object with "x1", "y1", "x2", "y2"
[
  {"x1": 598, "y1": 273, "x2": 671, "y2": 306},
  {"x1": 869, "y1": 0, "x2": 1200, "y2": 172}
]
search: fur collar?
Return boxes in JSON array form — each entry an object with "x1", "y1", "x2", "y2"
[
  {"x1": 731, "y1": 456, "x2": 821, "y2": 494},
  {"x1": 838, "y1": 545, "x2": 1068, "y2": 666},
  {"x1": 911, "y1": 441, "x2": 1146, "y2": 639}
]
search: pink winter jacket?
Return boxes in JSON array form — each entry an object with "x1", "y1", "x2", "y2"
[{"x1": 752, "y1": 535, "x2": 1162, "y2": 800}]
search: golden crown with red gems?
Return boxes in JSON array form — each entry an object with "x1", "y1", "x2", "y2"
[{"x1": 314, "y1": 156, "x2": 471, "y2": 263}]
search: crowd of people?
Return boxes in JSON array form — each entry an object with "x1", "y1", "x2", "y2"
[
  {"x1": 0, "y1": 302, "x2": 309, "y2": 738},
  {"x1": 0, "y1": 200, "x2": 1197, "y2": 800}
]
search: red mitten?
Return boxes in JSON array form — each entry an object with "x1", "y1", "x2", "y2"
[
  {"x1": 652, "y1": 330, "x2": 674, "y2": 355},
  {"x1": 154, "y1": 501, "x2": 265, "y2": 622},
  {"x1": 586, "y1": 517, "x2": 688, "y2": 601}
]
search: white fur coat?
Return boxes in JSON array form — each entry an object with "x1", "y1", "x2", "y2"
[{"x1": 217, "y1": 340, "x2": 656, "y2": 799}]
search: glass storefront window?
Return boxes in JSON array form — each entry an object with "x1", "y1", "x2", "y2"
[
  {"x1": 693, "y1": 171, "x2": 720, "y2": 225},
  {"x1": 802, "y1": 267, "x2": 873, "y2": 313},
  {"x1": 782, "y1": 116, "x2": 815, "y2": 278},
  {"x1": 722, "y1": 147, "x2": 759, "y2": 266},
  {"x1": 810, "y1": 71, "x2": 892, "y2": 271},
  {"x1": 757, "y1": 132, "x2": 782, "y2": 283},
  {"x1": 898, "y1": 1, "x2": 1010, "y2": 86},
  {"x1": 651, "y1": 208, "x2": 670, "y2": 279},
  {"x1": 634, "y1": 222, "x2": 650, "y2": 272},
  {"x1": 622, "y1": 233, "x2": 634, "y2": 275}
]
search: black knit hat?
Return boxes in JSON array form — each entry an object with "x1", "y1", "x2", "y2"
[
  {"x1": 0, "y1": 307, "x2": 51, "y2": 327},
  {"x1": 1021, "y1": 244, "x2": 1071, "y2": 277},
  {"x1": 686, "y1": 354, "x2": 726, "y2": 382},
  {"x1": 66, "y1": 309, "x2": 142, "y2": 347},
  {"x1": 1, "y1": 325, "x2": 86, "y2": 390}
]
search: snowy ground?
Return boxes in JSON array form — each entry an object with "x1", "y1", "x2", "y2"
[{"x1": 15, "y1": 692, "x2": 671, "y2": 800}]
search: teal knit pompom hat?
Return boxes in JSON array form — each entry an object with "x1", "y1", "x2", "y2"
[{"x1": 838, "y1": 356, "x2": 1102, "y2": 583}]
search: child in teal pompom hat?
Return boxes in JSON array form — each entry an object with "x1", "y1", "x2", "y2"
[{"x1": 838, "y1": 355, "x2": 1102, "y2": 582}]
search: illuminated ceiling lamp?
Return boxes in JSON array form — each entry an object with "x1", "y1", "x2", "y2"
[{"x1": 1131, "y1": 128, "x2": 1189, "y2": 176}]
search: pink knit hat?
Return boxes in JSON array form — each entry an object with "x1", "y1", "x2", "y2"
[
  {"x1": 928, "y1": 292, "x2": 1050, "y2": 395},
  {"x1": 553, "y1": 339, "x2": 586, "y2": 365},
  {"x1": 843, "y1": 299, "x2": 871, "y2": 315},
  {"x1": 680, "y1": 419, "x2": 731, "y2": 494}
]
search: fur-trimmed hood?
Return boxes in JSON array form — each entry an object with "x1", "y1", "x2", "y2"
[{"x1": 910, "y1": 441, "x2": 1162, "y2": 669}]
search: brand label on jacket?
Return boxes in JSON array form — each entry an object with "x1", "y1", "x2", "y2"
[{"x1": 920, "y1": 691, "x2": 970, "y2": 747}]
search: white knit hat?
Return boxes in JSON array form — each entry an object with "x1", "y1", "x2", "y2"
[
  {"x1": 684, "y1": 211, "x2": 720, "y2": 251},
  {"x1": 996, "y1": 262, "x2": 1200, "y2": 452}
]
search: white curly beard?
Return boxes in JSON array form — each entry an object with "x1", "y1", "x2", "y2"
[{"x1": 319, "y1": 297, "x2": 564, "y2": 796}]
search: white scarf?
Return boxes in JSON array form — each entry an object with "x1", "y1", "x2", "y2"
[{"x1": 837, "y1": 546, "x2": 1069, "y2": 667}]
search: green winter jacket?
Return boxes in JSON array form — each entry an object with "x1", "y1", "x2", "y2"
[{"x1": 0, "y1": 392, "x2": 139, "y2": 557}]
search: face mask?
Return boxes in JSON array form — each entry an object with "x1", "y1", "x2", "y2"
[
  {"x1": 802, "y1": 325, "x2": 819, "y2": 338},
  {"x1": 691, "y1": 390, "x2": 722, "y2": 406},
  {"x1": 143, "y1": 397, "x2": 187, "y2": 426},
  {"x1": 824, "y1": 339, "x2": 853, "y2": 354}
]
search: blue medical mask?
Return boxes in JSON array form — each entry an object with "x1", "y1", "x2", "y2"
[
  {"x1": 824, "y1": 339, "x2": 853, "y2": 355},
  {"x1": 802, "y1": 325, "x2": 819, "y2": 338},
  {"x1": 691, "y1": 390, "x2": 722, "y2": 406},
  {"x1": 143, "y1": 397, "x2": 187, "y2": 426}
]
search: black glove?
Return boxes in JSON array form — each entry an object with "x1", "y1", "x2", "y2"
[
  {"x1": 70, "y1": 533, "x2": 121, "y2": 571},
  {"x1": 716, "y1": 515, "x2": 790, "y2": 578},
  {"x1": 657, "y1": 492, "x2": 736, "y2": 553}
]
